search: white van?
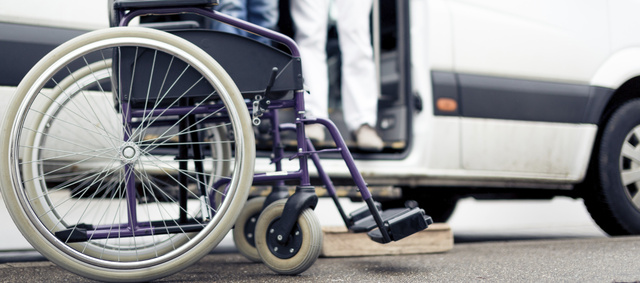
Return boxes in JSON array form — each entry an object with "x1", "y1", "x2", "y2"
[{"x1": 2, "y1": 0, "x2": 640, "y2": 236}]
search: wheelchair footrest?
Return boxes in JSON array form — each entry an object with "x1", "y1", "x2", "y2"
[
  {"x1": 348, "y1": 201, "x2": 382, "y2": 224},
  {"x1": 350, "y1": 207, "x2": 412, "y2": 233},
  {"x1": 367, "y1": 208, "x2": 433, "y2": 244}
]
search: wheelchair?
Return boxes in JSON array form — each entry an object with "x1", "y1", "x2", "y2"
[{"x1": 0, "y1": 0, "x2": 432, "y2": 281}]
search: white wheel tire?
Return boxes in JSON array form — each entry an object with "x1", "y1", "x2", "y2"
[
  {"x1": 233, "y1": 197, "x2": 266, "y2": 262},
  {"x1": 255, "y1": 199, "x2": 322, "y2": 275},
  {"x1": 0, "y1": 27, "x2": 255, "y2": 282}
]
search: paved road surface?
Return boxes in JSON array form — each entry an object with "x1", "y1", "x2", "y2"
[
  {"x1": 1, "y1": 235, "x2": 639, "y2": 282},
  {"x1": 3, "y1": 196, "x2": 636, "y2": 282}
]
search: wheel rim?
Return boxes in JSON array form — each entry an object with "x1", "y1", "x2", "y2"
[
  {"x1": 7, "y1": 28, "x2": 252, "y2": 271},
  {"x1": 619, "y1": 124, "x2": 640, "y2": 212},
  {"x1": 243, "y1": 212, "x2": 260, "y2": 247},
  {"x1": 265, "y1": 219, "x2": 303, "y2": 259}
]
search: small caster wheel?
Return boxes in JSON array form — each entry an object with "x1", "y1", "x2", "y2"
[
  {"x1": 255, "y1": 199, "x2": 322, "y2": 275},
  {"x1": 233, "y1": 197, "x2": 266, "y2": 262}
]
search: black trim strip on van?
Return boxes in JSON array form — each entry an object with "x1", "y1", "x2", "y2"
[
  {"x1": 0, "y1": 22, "x2": 87, "y2": 87},
  {"x1": 431, "y1": 71, "x2": 614, "y2": 124}
]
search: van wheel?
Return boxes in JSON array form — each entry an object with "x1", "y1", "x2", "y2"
[{"x1": 584, "y1": 99, "x2": 640, "y2": 235}]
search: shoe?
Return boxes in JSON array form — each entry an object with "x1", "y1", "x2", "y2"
[
  {"x1": 305, "y1": 124, "x2": 325, "y2": 142},
  {"x1": 355, "y1": 124, "x2": 383, "y2": 151}
]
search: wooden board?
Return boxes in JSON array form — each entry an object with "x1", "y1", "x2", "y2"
[{"x1": 321, "y1": 223, "x2": 453, "y2": 257}]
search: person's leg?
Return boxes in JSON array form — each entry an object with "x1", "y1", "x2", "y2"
[
  {"x1": 212, "y1": 0, "x2": 248, "y2": 36},
  {"x1": 291, "y1": 0, "x2": 331, "y2": 142},
  {"x1": 336, "y1": 0, "x2": 382, "y2": 150},
  {"x1": 291, "y1": 0, "x2": 330, "y2": 121},
  {"x1": 246, "y1": 0, "x2": 279, "y2": 45},
  {"x1": 335, "y1": 0, "x2": 378, "y2": 132}
]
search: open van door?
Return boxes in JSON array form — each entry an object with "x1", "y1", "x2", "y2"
[{"x1": 273, "y1": 0, "x2": 415, "y2": 157}]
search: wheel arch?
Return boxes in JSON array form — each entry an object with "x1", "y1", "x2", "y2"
[
  {"x1": 579, "y1": 75, "x2": 640, "y2": 192},
  {"x1": 579, "y1": 47, "x2": 640, "y2": 187},
  {"x1": 589, "y1": 47, "x2": 640, "y2": 129},
  {"x1": 596, "y1": 77, "x2": 640, "y2": 133}
]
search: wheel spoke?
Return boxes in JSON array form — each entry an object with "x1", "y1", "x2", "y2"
[
  {"x1": 631, "y1": 192, "x2": 640, "y2": 208},
  {"x1": 622, "y1": 168, "x2": 640, "y2": 186},
  {"x1": 622, "y1": 141, "x2": 640, "y2": 165},
  {"x1": 3, "y1": 28, "x2": 252, "y2": 282}
]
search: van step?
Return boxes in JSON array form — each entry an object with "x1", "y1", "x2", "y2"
[{"x1": 367, "y1": 208, "x2": 433, "y2": 244}]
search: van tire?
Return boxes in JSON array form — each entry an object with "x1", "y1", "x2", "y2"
[{"x1": 584, "y1": 98, "x2": 640, "y2": 235}]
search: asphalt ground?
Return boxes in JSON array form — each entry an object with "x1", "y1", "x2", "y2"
[
  {"x1": 3, "y1": 197, "x2": 636, "y2": 282},
  {"x1": 0, "y1": 198, "x2": 640, "y2": 282},
  {"x1": 1, "y1": 236, "x2": 640, "y2": 282}
]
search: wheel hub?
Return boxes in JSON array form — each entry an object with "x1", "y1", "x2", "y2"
[
  {"x1": 119, "y1": 142, "x2": 141, "y2": 164},
  {"x1": 266, "y1": 219, "x2": 303, "y2": 259},
  {"x1": 622, "y1": 125, "x2": 640, "y2": 211}
]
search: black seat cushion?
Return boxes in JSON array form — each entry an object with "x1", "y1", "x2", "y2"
[{"x1": 117, "y1": 30, "x2": 302, "y2": 107}]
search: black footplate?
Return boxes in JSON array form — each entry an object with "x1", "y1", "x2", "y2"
[
  {"x1": 350, "y1": 207, "x2": 411, "y2": 233},
  {"x1": 348, "y1": 201, "x2": 382, "y2": 225},
  {"x1": 367, "y1": 208, "x2": 433, "y2": 244}
]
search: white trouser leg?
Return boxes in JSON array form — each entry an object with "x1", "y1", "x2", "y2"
[
  {"x1": 335, "y1": 0, "x2": 377, "y2": 131},
  {"x1": 291, "y1": 0, "x2": 331, "y2": 120}
]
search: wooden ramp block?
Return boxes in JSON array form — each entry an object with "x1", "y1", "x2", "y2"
[{"x1": 321, "y1": 223, "x2": 453, "y2": 257}]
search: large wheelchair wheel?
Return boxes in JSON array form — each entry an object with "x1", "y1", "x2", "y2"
[{"x1": 0, "y1": 27, "x2": 255, "y2": 282}]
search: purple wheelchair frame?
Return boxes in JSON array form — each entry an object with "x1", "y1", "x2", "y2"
[{"x1": 109, "y1": 4, "x2": 414, "y2": 244}]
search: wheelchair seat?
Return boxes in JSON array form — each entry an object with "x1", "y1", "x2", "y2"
[{"x1": 117, "y1": 30, "x2": 302, "y2": 106}]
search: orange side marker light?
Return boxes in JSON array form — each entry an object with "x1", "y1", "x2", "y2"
[{"x1": 436, "y1": 98, "x2": 458, "y2": 112}]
